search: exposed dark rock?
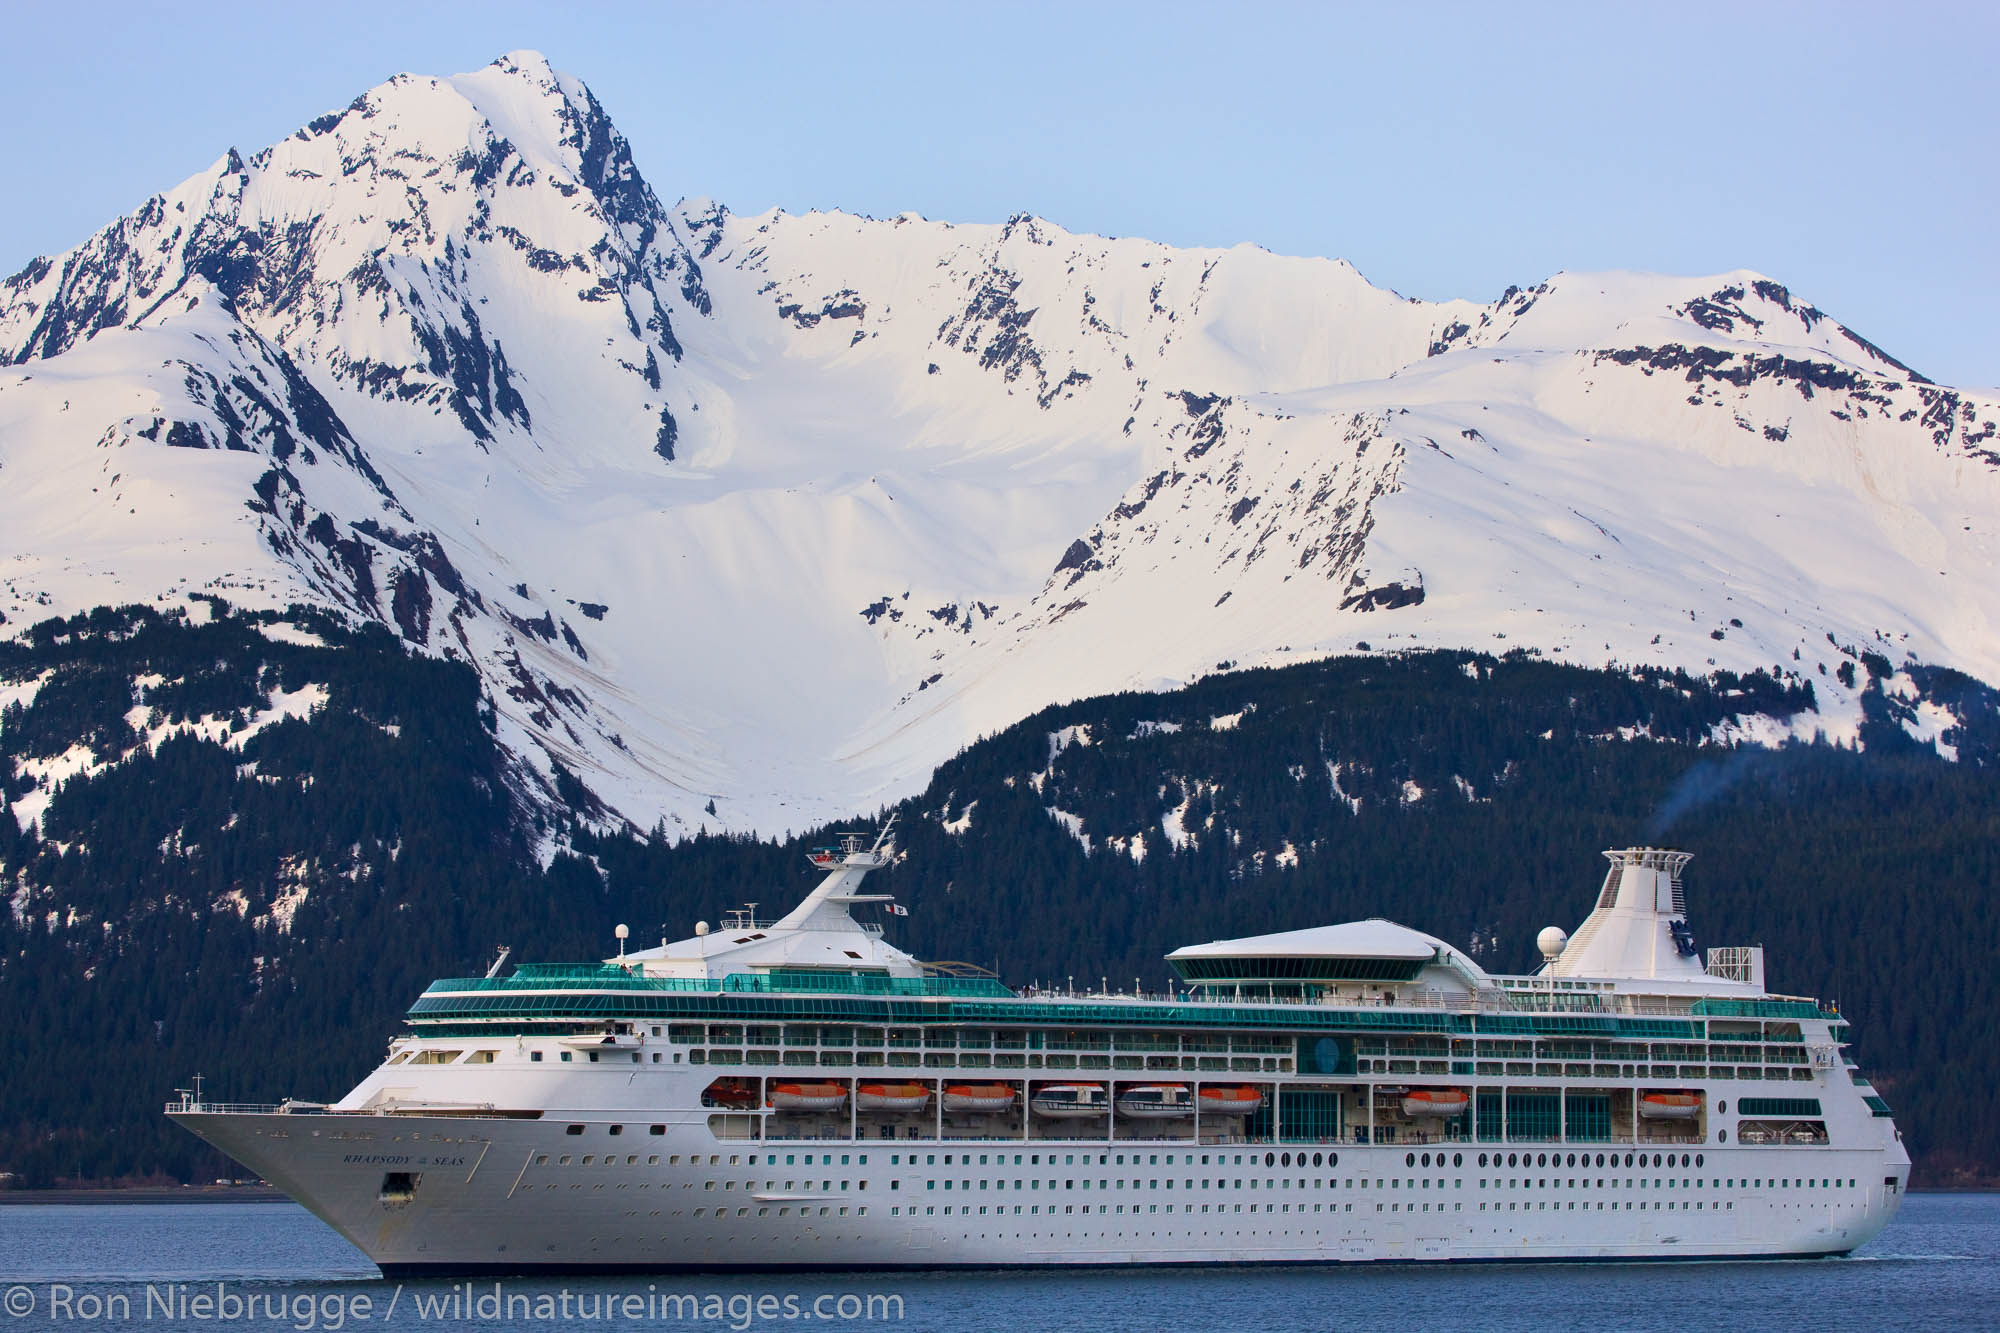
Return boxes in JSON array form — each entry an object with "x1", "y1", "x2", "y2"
[
  {"x1": 654, "y1": 404, "x2": 677, "y2": 461},
  {"x1": 1596, "y1": 344, "x2": 1867, "y2": 400},
  {"x1": 859, "y1": 597, "x2": 903, "y2": 626},
  {"x1": 1340, "y1": 578, "x2": 1425, "y2": 613},
  {"x1": 1053, "y1": 538, "x2": 1096, "y2": 575},
  {"x1": 390, "y1": 567, "x2": 432, "y2": 643}
]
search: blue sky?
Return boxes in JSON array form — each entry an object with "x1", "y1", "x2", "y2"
[{"x1": 3, "y1": 2, "x2": 1993, "y2": 385}]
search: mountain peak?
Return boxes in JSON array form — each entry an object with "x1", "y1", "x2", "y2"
[{"x1": 2, "y1": 53, "x2": 1997, "y2": 842}]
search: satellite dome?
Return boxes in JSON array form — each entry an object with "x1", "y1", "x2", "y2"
[{"x1": 1537, "y1": 926, "x2": 1569, "y2": 961}]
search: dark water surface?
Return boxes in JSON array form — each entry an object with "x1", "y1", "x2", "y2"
[{"x1": 0, "y1": 1193, "x2": 1990, "y2": 1331}]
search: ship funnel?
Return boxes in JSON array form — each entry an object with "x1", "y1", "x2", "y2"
[
  {"x1": 1547, "y1": 847, "x2": 1706, "y2": 981},
  {"x1": 1599, "y1": 847, "x2": 1691, "y2": 915}
]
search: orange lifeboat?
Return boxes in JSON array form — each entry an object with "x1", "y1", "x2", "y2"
[
  {"x1": 1639, "y1": 1092, "x2": 1702, "y2": 1121},
  {"x1": 1196, "y1": 1086, "x2": 1264, "y2": 1115},
  {"x1": 1401, "y1": 1089, "x2": 1470, "y2": 1118},
  {"x1": 943, "y1": 1084, "x2": 1017, "y2": 1113},
  {"x1": 701, "y1": 1078, "x2": 758, "y2": 1109},
  {"x1": 769, "y1": 1081, "x2": 849, "y2": 1112},
  {"x1": 856, "y1": 1082, "x2": 931, "y2": 1113}
]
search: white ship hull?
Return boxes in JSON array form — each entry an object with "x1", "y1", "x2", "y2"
[{"x1": 171, "y1": 1107, "x2": 1907, "y2": 1275}]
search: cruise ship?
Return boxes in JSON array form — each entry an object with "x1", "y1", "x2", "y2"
[{"x1": 169, "y1": 830, "x2": 1907, "y2": 1273}]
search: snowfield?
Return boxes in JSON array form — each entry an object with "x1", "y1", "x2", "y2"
[{"x1": 2, "y1": 51, "x2": 1996, "y2": 839}]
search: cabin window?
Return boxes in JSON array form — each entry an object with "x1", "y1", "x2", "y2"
[
  {"x1": 566, "y1": 1125, "x2": 584, "y2": 1136},
  {"x1": 530, "y1": 1052, "x2": 543, "y2": 1063}
]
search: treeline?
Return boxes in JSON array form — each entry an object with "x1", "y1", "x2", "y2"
[{"x1": 1, "y1": 609, "x2": 1994, "y2": 1185}]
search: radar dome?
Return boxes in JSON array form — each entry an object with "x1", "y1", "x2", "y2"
[
  {"x1": 694, "y1": 921, "x2": 710, "y2": 936},
  {"x1": 1537, "y1": 926, "x2": 1569, "y2": 961}
]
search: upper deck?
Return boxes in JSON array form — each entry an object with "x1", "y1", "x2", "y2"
[{"x1": 407, "y1": 962, "x2": 1836, "y2": 1041}]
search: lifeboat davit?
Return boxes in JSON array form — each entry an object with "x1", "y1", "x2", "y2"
[
  {"x1": 1196, "y1": 1086, "x2": 1264, "y2": 1115},
  {"x1": 1031, "y1": 1084, "x2": 1108, "y2": 1118},
  {"x1": 1401, "y1": 1089, "x2": 1470, "y2": 1118},
  {"x1": 1117, "y1": 1084, "x2": 1193, "y2": 1118},
  {"x1": 943, "y1": 1084, "x2": 1017, "y2": 1113},
  {"x1": 856, "y1": 1082, "x2": 931, "y2": 1113},
  {"x1": 701, "y1": 1078, "x2": 758, "y2": 1110},
  {"x1": 1638, "y1": 1092, "x2": 1702, "y2": 1121},
  {"x1": 769, "y1": 1082, "x2": 849, "y2": 1112}
]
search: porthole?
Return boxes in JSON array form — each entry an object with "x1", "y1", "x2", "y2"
[
  {"x1": 1508, "y1": 1153, "x2": 1518, "y2": 1168},
  {"x1": 1266, "y1": 1152, "x2": 1276, "y2": 1168},
  {"x1": 1329, "y1": 1153, "x2": 1338, "y2": 1168},
  {"x1": 1718, "y1": 1131, "x2": 1728, "y2": 1143},
  {"x1": 1537, "y1": 1153, "x2": 1547, "y2": 1168},
  {"x1": 1718, "y1": 1100, "x2": 1727, "y2": 1115},
  {"x1": 1282, "y1": 1153, "x2": 1292, "y2": 1168},
  {"x1": 1406, "y1": 1153, "x2": 1416, "y2": 1168},
  {"x1": 1681, "y1": 1153, "x2": 1691, "y2": 1168},
  {"x1": 1479, "y1": 1154, "x2": 1489, "y2": 1168},
  {"x1": 1625, "y1": 1153, "x2": 1635, "y2": 1167},
  {"x1": 1421, "y1": 1153, "x2": 1432, "y2": 1168},
  {"x1": 1312, "y1": 1153, "x2": 1323, "y2": 1168},
  {"x1": 1566, "y1": 1153, "x2": 1576, "y2": 1168},
  {"x1": 1453, "y1": 1153, "x2": 1462, "y2": 1168},
  {"x1": 1596, "y1": 1153, "x2": 1606, "y2": 1168},
  {"x1": 1696, "y1": 1154, "x2": 1705, "y2": 1167}
]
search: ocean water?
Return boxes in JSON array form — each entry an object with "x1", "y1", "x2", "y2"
[{"x1": 0, "y1": 1193, "x2": 1991, "y2": 1332}]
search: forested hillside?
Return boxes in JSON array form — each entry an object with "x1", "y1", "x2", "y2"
[{"x1": 4, "y1": 609, "x2": 1995, "y2": 1186}]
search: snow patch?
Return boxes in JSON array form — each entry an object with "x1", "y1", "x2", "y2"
[
  {"x1": 1327, "y1": 761, "x2": 1361, "y2": 815},
  {"x1": 1708, "y1": 712, "x2": 1812, "y2": 749},
  {"x1": 1104, "y1": 832, "x2": 1146, "y2": 864},
  {"x1": 1047, "y1": 725, "x2": 1095, "y2": 765},
  {"x1": 0, "y1": 670, "x2": 54, "y2": 720},
  {"x1": 1045, "y1": 806, "x2": 1091, "y2": 854},
  {"x1": 1905, "y1": 699, "x2": 1960, "y2": 762},
  {"x1": 266, "y1": 880, "x2": 310, "y2": 934},
  {"x1": 258, "y1": 621, "x2": 331, "y2": 649},
  {"x1": 1209, "y1": 706, "x2": 1255, "y2": 732}
]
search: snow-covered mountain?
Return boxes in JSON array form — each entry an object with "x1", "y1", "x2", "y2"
[{"x1": 3, "y1": 51, "x2": 1997, "y2": 838}]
